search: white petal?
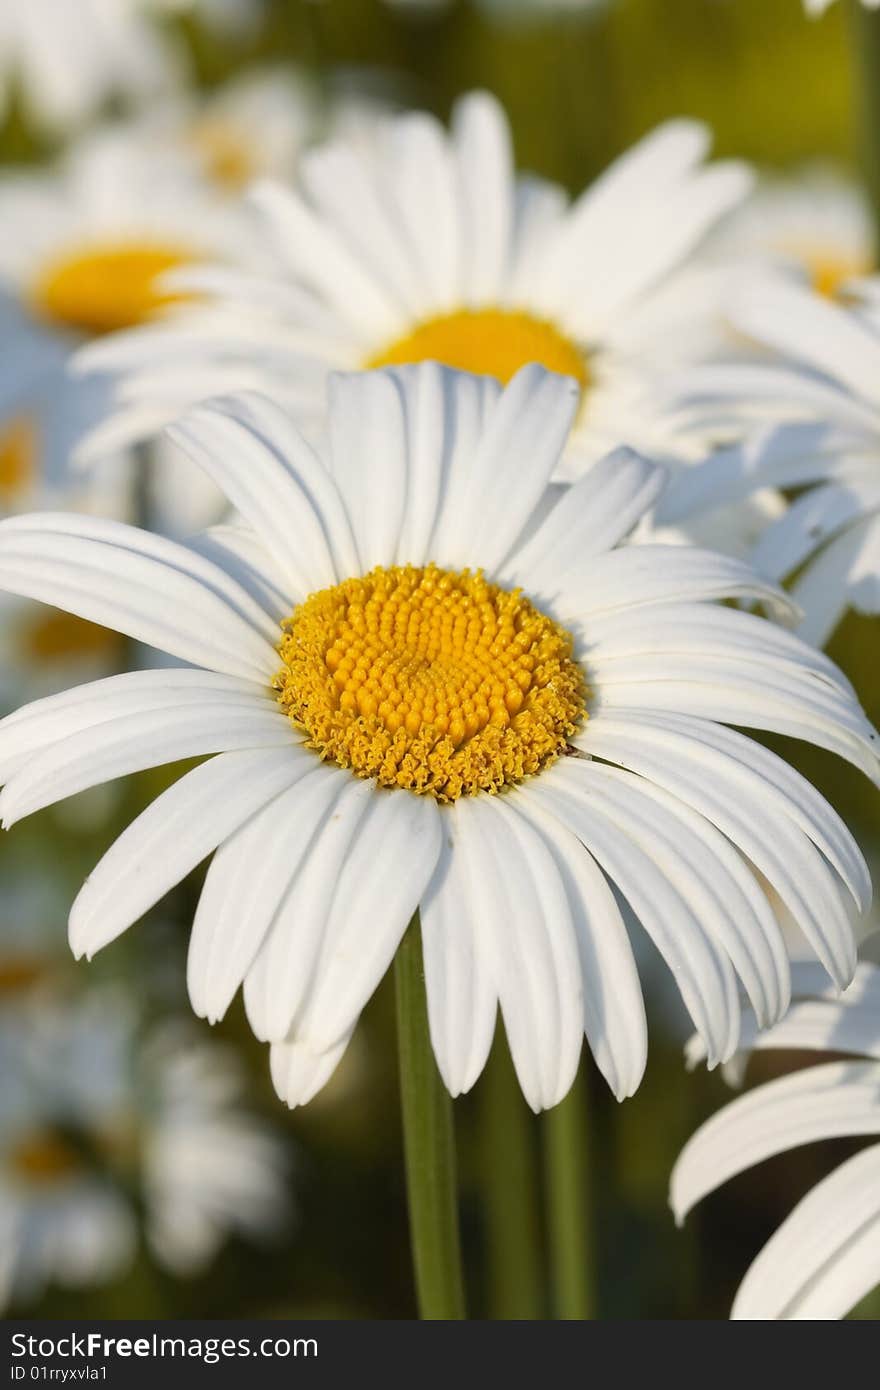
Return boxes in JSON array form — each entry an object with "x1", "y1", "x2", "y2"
[
  {"x1": 453, "y1": 91, "x2": 514, "y2": 306},
  {"x1": 511, "y1": 792, "x2": 648, "y2": 1100},
  {"x1": 733, "y1": 278, "x2": 880, "y2": 409},
  {"x1": 0, "y1": 701, "x2": 292, "y2": 827},
  {"x1": 420, "y1": 824, "x2": 498, "y2": 1098},
  {"x1": 167, "y1": 401, "x2": 341, "y2": 599},
  {"x1": 572, "y1": 760, "x2": 790, "y2": 1027},
  {"x1": 670, "y1": 1060, "x2": 880, "y2": 1223},
  {"x1": 432, "y1": 366, "x2": 580, "y2": 574},
  {"x1": 385, "y1": 112, "x2": 462, "y2": 311},
  {"x1": 269, "y1": 1028, "x2": 355, "y2": 1110},
  {"x1": 327, "y1": 371, "x2": 408, "y2": 572},
  {"x1": 449, "y1": 795, "x2": 585, "y2": 1111},
  {"x1": 503, "y1": 449, "x2": 666, "y2": 595},
  {"x1": 286, "y1": 790, "x2": 443, "y2": 1054},
  {"x1": 0, "y1": 513, "x2": 278, "y2": 681},
  {"x1": 68, "y1": 747, "x2": 313, "y2": 959},
  {"x1": 732, "y1": 1144, "x2": 880, "y2": 1321},
  {"x1": 248, "y1": 179, "x2": 402, "y2": 344},
  {"x1": 187, "y1": 763, "x2": 350, "y2": 1023},
  {"x1": 526, "y1": 764, "x2": 739, "y2": 1068},
  {"x1": 188, "y1": 526, "x2": 292, "y2": 625},
  {"x1": 0, "y1": 669, "x2": 274, "y2": 783},
  {"x1": 579, "y1": 710, "x2": 864, "y2": 982}
]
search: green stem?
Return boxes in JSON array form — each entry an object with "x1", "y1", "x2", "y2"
[
  {"x1": 543, "y1": 1059, "x2": 594, "y2": 1320},
  {"x1": 394, "y1": 915, "x2": 465, "y2": 1320},
  {"x1": 849, "y1": 1, "x2": 880, "y2": 241},
  {"x1": 480, "y1": 1030, "x2": 544, "y2": 1320}
]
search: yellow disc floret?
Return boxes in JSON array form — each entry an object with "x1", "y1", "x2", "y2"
[
  {"x1": 31, "y1": 241, "x2": 195, "y2": 337},
  {"x1": 275, "y1": 564, "x2": 586, "y2": 801},
  {"x1": 367, "y1": 308, "x2": 589, "y2": 392}
]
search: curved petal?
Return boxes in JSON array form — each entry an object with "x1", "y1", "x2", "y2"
[
  {"x1": 732, "y1": 1144, "x2": 880, "y2": 1321},
  {"x1": 269, "y1": 1028, "x2": 355, "y2": 1110},
  {"x1": 68, "y1": 746, "x2": 314, "y2": 959},
  {"x1": 670, "y1": 1060, "x2": 880, "y2": 1223},
  {"x1": 419, "y1": 821, "x2": 498, "y2": 1098},
  {"x1": 0, "y1": 513, "x2": 278, "y2": 681},
  {"x1": 525, "y1": 765, "x2": 739, "y2": 1069},
  {"x1": 511, "y1": 791, "x2": 648, "y2": 1100},
  {"x1": 187, "y1": 763, "x2": 350, "y2": 1023}
]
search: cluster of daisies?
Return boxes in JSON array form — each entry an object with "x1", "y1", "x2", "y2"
[{"x1": 1, "y1": 0, "x2": 880, "y2": 1321}]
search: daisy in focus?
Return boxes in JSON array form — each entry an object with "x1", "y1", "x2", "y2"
[
  {"x1": 659, "y1": 277, "x2": 880, "y2": 647},
  {"x1": 76, "y1": 90, "x2": 752, "y2": 484},
  {"x1": 0, "y1": 364, "x2": 876, "y2": 1114},
  {"x1": 0, "y1": 0, "x2": 180, "y2": 138},
  {"x1": 672, "y1": 960, "x2": 880, "y2": 1320}
]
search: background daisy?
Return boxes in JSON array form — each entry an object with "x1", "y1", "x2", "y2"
[
  {"x1": 672, "y1": 961, "x2": 880, "y2": 1320},
  {"x1": 75, "y1": 89, "x2": 752, "y2": 487}
]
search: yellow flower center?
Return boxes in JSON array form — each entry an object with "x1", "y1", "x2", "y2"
[
  {"x1": 780, "y1": 243, "x2": 873, "y2": 300},
  {"x1": 275, "y1": 564, "x2": 586, "y2": 801},
  {"x1": 30, "y1": 241, "x2": 195, "y2": 337},
  {"x1": 190, "y1": 120, "x2": 256, "y2": 189},
  {"x1": 10, "y1": 1131, "x2": 82, "y2": 1185},
  {"x1": 0, "y1": 416, "x2": 36, "y2": 500},
  {"x1": 0, "y1": 957, "x2": 46, "y2": 994},
  {"x1": 367, "y1": 308, "x2": 589, "y2": 391}
]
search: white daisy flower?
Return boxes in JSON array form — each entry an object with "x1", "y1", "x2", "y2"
[
  {"x1": 0, "y1": 989, "x2": 290, "y2": 1305},
  {"x1": 0, "y1": 0, "x2": 181, "y2": 138},
  {"x1": 672, "y1": 960, "x2": 880, "y2": 1320},
  {"x1": 0, "y1": 123, "x2": 257, "y2": 538},
  {"x1": 0, "y1": 364, "x2": 875, "y2": 1114},
  {"x1": 709, "y1": 168, "x2": 875, "y2": 300},
  {"x1": 132, "y1": 67, "x2": 325, "y2": 195},
  {"x1": 0, "y1": 996, "x2": 136, "y2": 1311},
  {"x1": 141, "y1": 1025, "x2": 291, "y2": 1276},
  {"x1": 658, "y1": 276, "x2": 880, "y2": 648},
  {"x1": 75, "y1": 90, "x2": 753, "y2": 486}
]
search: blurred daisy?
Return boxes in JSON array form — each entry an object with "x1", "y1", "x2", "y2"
[
  {"x1": 0, "y1": 124, "x2": 256, "y2": 538},
  {"x1": 141, "y1": 1025, "x2": 291, "y2": 1275},
  {"x1": 0, "y1": 989, "x2": 289, "y2": 1307},
  {"x1": 0, "y1": 0, "x2": 180, "y2": 137},
  {"x1": 0, "y1": 996, "x2": 136, "y2": 1311},
  {"x1": 0, "y1": 365, "x2": 875, "y2": 1113},
  {"x1": 76, "y1": 91, "x2": 752, "y2": 484},
  {"x1": 710, "y1": 169, "x2": 874, "y2": 299},
  {"x1": 134, "y1": 68, "x2": 323, "y2": 194},
  {"x1": 659, "y1": 277, "x2": 880, "y2": 647},
  {"x1": 805, "y1": 0, "x2": 880, "y2": 14},
  {"x1": 672, "y1": 961, "x2": 880, "y2": 1320}
]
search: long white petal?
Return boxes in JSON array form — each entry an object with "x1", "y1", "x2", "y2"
[
  {"x1": 670, "y1": 1060, "x2": 880, "y2": 1223},
  {"x1": 68, "y1": 747, "x2": 313, "y2": 959},
  {"x1": 732, "y1": 1144, "x2": 880, "y2": 1321},
  {"x1": 187, "y1": 763, "x2": 350, "y2": 1023},
  {"x1": 526, "y1": 764, "x2": 739, "y2": 1068},
  {"x1": 512, "y1": 792, "x2": 648, "y2": 1100},
  {"x1": 269, "y1": 1028, "x2": 355, "y2": 1110},
  {"x1": 0, "y1": 513, "x2": 278, "y2": 680},
  {"x1": 420, "y1": 820, "x2": 498, "y2": 1098}
]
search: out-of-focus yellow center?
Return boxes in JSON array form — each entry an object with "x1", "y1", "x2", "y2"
[
  {"x1": 782, "y1": 244, "x2": 873, "y2": 300},
  {"x1": 190, "y1": 121, "x2": 256, "y2": 189},
  {"x1": 0, "y1": 958, "x2": 46, "y2": 994},
  {"x1": 275, "y1": 564, "x2": 586, "y2": 801},
  {"x1": 367, "y1": 308, "x2": 589, "y2": 391},
  {"x1": 0, "y1": 416, "x2": 36, "y2": 500},
  {"x1": 31, "y1": 241, "x2": 195, "y2": 337},
  {"x1": 10, "y1": 1132, "x2": 81, "y2": 1185},
  {"x1": 22, "y1": 610, "x2": 123, "y2": 665}
]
